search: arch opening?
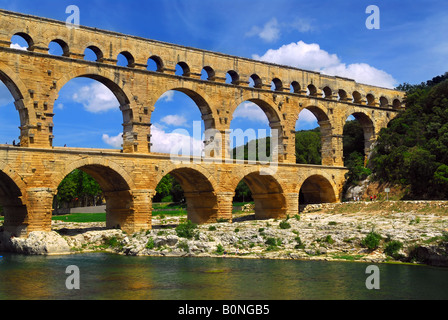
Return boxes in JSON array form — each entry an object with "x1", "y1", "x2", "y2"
[
  {"x1": 49, "y1": 39, "x2": 70, "y2": 57},
  {"x1": 299, "y1": 175, "x2": 337, "y2": 208},
  {"x1": 249, "y1": 74, "x2": 263, "y2": 89},
  {"x1": 230, "y1": 99, "x2": 283, "y2": 162},
  {"x1": 156, "y1": 168, "x2": 217, "y2": 224},
  {"x1": 150, "y1": 89, "x2": 215, "y2": 157},
  {"x1": 201, "y1": 66, "x2": 215, "y2": 81},
  {"x1": 235, "y1": 172, "x2": 286, "y2": 220},
  {"x1": 271, "y1": 78, "x2": 283, "y2": 91},
  {"x1": 147, "y1": 56, "x2": 164, "y2": 72},
  {"x1": 10, "y1": 33, "x2": 33, "y2": 51},
  {"x1": 117, "y1": 51, "x2": 135, "y2": 68},
  {"x1": 0, "y1": 170, "x2": 27, "y2": 236},
  {"x1": 291, "y1": 81, "x2": 301, "y2": 94},
  {"x1": 343, "y1": 112, "x2": 375, "y2": 168},
  {"x1": 84, "y1": 46, "x2": 104, "y2": 62},
  {"x1": 176, "y1": 62, "x2": 190, "y2": 77},
  {"x1": 0, "y1": 71, "x2": 23, "y2": 145},
  {"x1": 295, "y1": 106, "x2": 329, "y2": 165},
  {"x1": 53, "y1": 165, "x2": 133, "y2": 231},
  {"x1": 53, "y1": 75, "x2": 128, "y2": 149},
  {"x1": 226, "y1": 70, "x2": 239, "y2": 85}
]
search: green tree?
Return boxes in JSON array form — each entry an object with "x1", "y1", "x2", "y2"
[
  {"x1": 295, "y1": 129, "x2": 321, "y2": 165},
  {"x1": 370, "y1": 73, "x2": 448, "y2": 199}
]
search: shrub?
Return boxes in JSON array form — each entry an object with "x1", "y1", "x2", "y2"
[
  {"x1": 279, "y1": 220, "x2": 291, "y2": 229},
  {"x1": 361, "y1": 231, "x2": 382, "y2": 251},
  {"x1": 324, "y1": 235, "x2": 334, "y2": 244},
  {"x1": 146, "y1": 237, "x2": 155, "y2": 249},
  {"x1": 176, "y1": 220, "x2": 197, "y2": 239},
  {"x1": 384, "y1": 240, "x2": 403, "y2": 257},
  {"x1": 208, "y1": 225, "x2": 217, "y2": 231},
  {"x1": 295, "y1": 236, "x2": 305, "y2": 249},
  {"x1": 215, "y1": 244, "x2": 225, "y2": 255}
]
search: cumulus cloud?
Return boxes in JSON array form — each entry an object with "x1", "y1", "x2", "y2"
[
  {"x1": 161, "y1": 114, "x2": 188, "y2": 127},
  {"x1": 253, "y1": 41, "x2": 397, "y2": 88},
  {"x1": 246, "y1": 18, "x2": 314, "y2": 43},
  {"x1": 159, "y1": 90, "x2": 175, "y2": 102},
  {"x1": 246, "y1": 18, "x2": 281, "y2": 43},
  {"x1": 233, "y1": 102, "x2": 269, "y2": 124},
  {"x1": 72, "y1": 82, "x2": 119, "y2": 113},
  {"x1": 10, "y1": 43, "x2": 27, "y2": 51},
  {"x1": 102, "y1": 133, "x2": 123, "y2": 148},
  {"x1": 150, "y1": 124, "x2": 203, "y2": 156}
]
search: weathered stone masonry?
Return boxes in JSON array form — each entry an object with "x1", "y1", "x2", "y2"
[{"x1": 0, "y1": 9, "x2": 405, "y2": 236}]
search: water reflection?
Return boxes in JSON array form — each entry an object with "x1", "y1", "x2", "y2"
[{"x1": 0, "y1": 253, "x2": 447, "y2": 300}]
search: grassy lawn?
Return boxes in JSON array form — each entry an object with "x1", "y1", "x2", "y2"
[
  {"x1": 52, "y1": 213, "x2": 106, "y2": 223},
  {"x1": 1, "y1": 202, "x2": 255, "y2": 224}
]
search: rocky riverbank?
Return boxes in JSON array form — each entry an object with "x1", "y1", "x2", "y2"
[{"x1": 1, "y1": 201, "x2": 448, "y2": 267}]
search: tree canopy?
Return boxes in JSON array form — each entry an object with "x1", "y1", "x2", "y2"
[{"x1": 370, "y1": 72, "x2": 448, "y2": 199}]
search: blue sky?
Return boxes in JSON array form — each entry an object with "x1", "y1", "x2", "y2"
[{"x1": 0, "y1": 0, "x2": 447, "y2": 152}]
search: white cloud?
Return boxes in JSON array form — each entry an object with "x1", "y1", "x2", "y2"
[
  {"x1": 298, "y1": 109, "x2": 317, "y2": 123},
  {"x1": 233, "y1": 102, "x2": 269, "y2": 124},
  {"x1": 151, "y1": 124, "x2": 203, "y2": 156},
  {"x1": 253, "y1": 41, "x2": 397, "y2": 89},
  {"x1": 246, "y1": 18, "x2": 281, "y2": 43},
  {"x1": 10, "y1": 43, "x2": 27, "y2": 51},
  {"x1": 102, "y1": 133, "x2": 123, "y2": 148},
  {"x1": 56, "y1": 103, "x2": 64, "y2": 110},
  {"x1": 161, "y1": 114, "x2": 188, "y2": 127},
  {"x1": 72, "y1": 82, "x2": 119, "y2": 113},
  {"x1": 159, "y1": 90, "x2": 175, "y2": 102}
]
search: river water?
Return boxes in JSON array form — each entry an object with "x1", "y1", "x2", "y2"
[{"x1": 0, "y1": 252, "x2": 447, "y2": 300}]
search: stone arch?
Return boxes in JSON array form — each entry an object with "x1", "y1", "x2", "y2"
[
  {"x1": 307, "y1": 84, "x2": 319, "y2": 97},
  {"x1": 299, "y1": 174, "x2": 337, "y2": 206},
  {"x1": 150, "y1": 86, "x2": 216, "y2": 131},
  {"x1": 52, "y1": 68, "x2": 131, "y2": 108},
  {"x1": 117, "y1": 51, "x2": 135, "y2": 68},
  {"x1": 338, "y1": 89, "x2": 348, "y2": 101},
  {"x1": 54, "y1": 158, "x2": 137, "y2": 231},
  {"x1": 84, "y1": 45, "x2": 104, "y2": 62},
  {"x1": 343, "y1": 109, "x2": 376, "y2": 163},
  {"x1": 54, "y1": 157, "x2": 135, "y2": 191},
  {"x1": 50, "y1": 69, "x2": 133, "y2": 149},
  {"x1": 380, "y1": 96, "x2": 389, "y2": 108},
  {"x1": 322, "y1": 86, "x2": 333, "y2": 99},
  {"x1": 11, "y1": 32, "x2": 34, "y2": 51},
  {"x1": 392, "y1": 99, "x2": 402, "y2": 109},
  {"x1": 202, "y1": 66, "x2": 215, "y2": 81},
  {"x1": 147, "y1": 55, "x2": 164, "y2": 72},
  {"x1": 352, "y1": 91, "x2": 363, "y2": 104},
  {"x1": 250, "y1": 74, "x2": 263, "y2": 88},
  {"x1": 0, "y1": 162, "x2": 28, "y2": 236},
  {"x1": 176, "y1": 62, "x2": 191, "y2": 77},
  {"x1": 0, "y1": 63, "x2": 36, "y2": 146},
  {"x1": 49, "y1": 38, "x2": 70, "y2": 57},
  {"x1": 291, "y1": 81, "x2": 302, "y2": 94},
  {"x1": 154, "y1": 167, "x2": 218, "y2": 224},
  {"x1": 271, "y1": 78, "x2": 283, "y2": 91},
  {"x1": 366, "y1": 93, "x2": 376, "y2": 106},
  {"x1": 226, "y1": 70, "x2": 240, "y2": 85},
  {"x1": 231, "y1": 170, "x2": 287, "y2": 220},
  {"x1": 295, "y1": 103, "x2": 332, "y2": 166},
  {"x1": 231, "y1": 95, "x2": 286, "y2": 161}
]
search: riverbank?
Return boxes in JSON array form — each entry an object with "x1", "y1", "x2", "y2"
[{"x1": 1, "y1": 201, "x2": 448, "y2": 267}]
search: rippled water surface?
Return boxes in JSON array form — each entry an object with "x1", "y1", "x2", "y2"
[{"x1": 0, "y1": 253, "x2": 447, "y2": 300}]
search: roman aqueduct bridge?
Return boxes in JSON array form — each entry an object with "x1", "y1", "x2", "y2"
[{"x1": 0, "y1": 9, "x2": 405, "y2": 236}]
